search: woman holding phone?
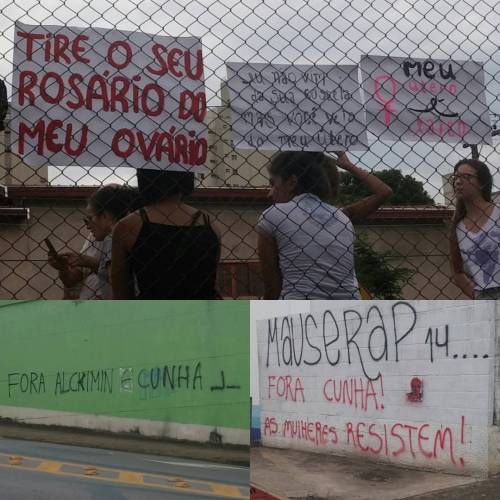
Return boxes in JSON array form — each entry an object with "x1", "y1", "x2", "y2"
[{"x1": 47, "y1": 184, "x2": 139, "y2": 299}]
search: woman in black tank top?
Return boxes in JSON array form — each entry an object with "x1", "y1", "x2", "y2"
[{"x1": 112, "y1": 169, "x2": 220, "y2": 299}]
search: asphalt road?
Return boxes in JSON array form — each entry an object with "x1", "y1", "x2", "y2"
[{"x1": 0, "y1": 437, "x2": 249, "y2": 500}]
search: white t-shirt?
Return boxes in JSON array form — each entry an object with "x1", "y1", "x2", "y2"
[
  {"x1": 64, "y1": 235, "x2": 103, "y2": 300},
  {"x1": 78, "y1": 236, "x2": 104, "y2": 300},
  {"x1": 258, "y1": 193, "x2": 360, "y2": 299},
  {"x1": 97, "y1": 234, "x2": 113, "y2": 300},
  {"x1": 456, "y1": 205, "x2": 500, "y2": 291}
]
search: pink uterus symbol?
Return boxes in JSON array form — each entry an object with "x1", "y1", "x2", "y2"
[{"x1": 373, "y1": 75, "x2": 398, "y2": 127}]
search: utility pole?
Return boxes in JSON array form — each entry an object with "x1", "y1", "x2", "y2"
[
  {"x1": 469, "y1": 144, "x2": 480, "y2": 160},
  {"x1": 0, "y1": 78, "x2": 11, "y2": 186},
  {"x1": 464, "y1": 125, "x2": 499, "y2": 160}
]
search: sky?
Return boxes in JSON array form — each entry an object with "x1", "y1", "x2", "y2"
[{"x1": 1, "y1": 0, "x2": 499, "y2": 199}]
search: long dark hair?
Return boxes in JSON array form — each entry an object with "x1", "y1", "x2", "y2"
[
  {"x1": 268, "y1": 151, "x2": 339, "y2": 202},
  {"x1": 137, "y1": 169, "x2": 195, "y2": 205},
  {"x1": 451, "y1": 159, "x2": 493, "y2": 225},
  {"x1": 449, "y1": 159, "x2": 493, "y2": 275},
  {"x1": 88, "y1": 184, "x2": 141, "y2": 221}
]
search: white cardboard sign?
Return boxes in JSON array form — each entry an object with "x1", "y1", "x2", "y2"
[
  {"x1": 227, "y1": 62, "x2": 369, "y2": 151},
  {"x1": 11, "y1": 22, "x2": 208, "y2": 171},
  {"x1": 360, "y1": 54, "x2": 492, "y2": 144}
]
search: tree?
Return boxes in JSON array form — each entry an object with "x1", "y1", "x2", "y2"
[
  {"x1": 355, "y1": 233, "x2": 413, "y2": 299},
  {"x1": 339, "y1": 169, "x2": 434, "y2": 206}
]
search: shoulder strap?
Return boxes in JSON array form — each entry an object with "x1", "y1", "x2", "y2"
[
  {"x1": 139, "y1": 207, "x2": 150, "y2": 224},
  {"x1": 190, "y1": 210, "x2": 203, "y2": 226}
]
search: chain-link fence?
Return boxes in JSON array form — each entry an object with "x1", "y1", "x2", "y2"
[{"x1": 0, "y1": 0, "x2": 499, "y2": 300}]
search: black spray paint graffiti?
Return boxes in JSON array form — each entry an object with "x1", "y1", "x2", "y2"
[
  {"x1": 137, "y1": 363, "x2": 242, "y2": 394},
  {"x1": 7, "y1": 372, "x2": 46, "y2": 396},
  {"x1": 265, "y1": 302, "x2": 489, "y2": 381},
  {"x1": 54, "y1": 369, "x2": 113, "y2": 395},
  {"x1": 266, "y1": 302, "x2": 419, "y2": 380},
  {"x1": 210, "y1": 370, "x2": 241, "y2": 391},
  {"x1": 7, "y1": 369, "x2": 114, "y2": 397},
  {"x1": 425, "y1": 327, "x2": 489, "y2": 362},
  {"x1": 6, "y1": 363, "x2": 243, "y2": 400},
  {"x1": 137, "y1": 363, "x2": 203, "y2": 391}
]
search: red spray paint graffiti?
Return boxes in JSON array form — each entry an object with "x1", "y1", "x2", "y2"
[
  {"x1": 323, "y1": 376, "x2": 385, "y2": 411},
  {"x1": 264, "y1": 416, "x2": 466, "y2": 467},
  {"x1": 267, "y1": 375, "x2": 305, "y2": 402}
]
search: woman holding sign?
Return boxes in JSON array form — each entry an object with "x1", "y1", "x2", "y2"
[
  {"x1": 112, "y1": 169, "x2": 221, "y2": 299},
  {"x1": 257, "y1": 151, "x2": 392, "y2": 299},
  {"x1": 449, "y1": 159, "x2": 500, "y2": 299}
]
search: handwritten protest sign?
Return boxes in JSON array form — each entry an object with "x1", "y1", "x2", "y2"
[
  {"x1": 227, "y1": 62, "x2": 368, "y2": 151},
  {"x1": 360, "y1": 55, "x2": 492, "y2": 144},
  {"x1": 11, "y1": 22, "x2": 208, "y2": 171}
]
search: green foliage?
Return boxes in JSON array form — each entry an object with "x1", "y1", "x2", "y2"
[
  {"x1": 355, "y1": 233, "x2": 413, "y2": 299},
  {"x1": 339, "y1": 169, "x2": 434, "y2": 206}
]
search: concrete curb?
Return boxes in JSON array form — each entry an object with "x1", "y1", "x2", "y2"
[{"x1": 0, "y1": 422, "x2": 249, "y2": 466}]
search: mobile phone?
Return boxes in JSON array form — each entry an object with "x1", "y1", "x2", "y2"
[{"x1": 44, "y1": 237, "x2": 57, "y2": 256}]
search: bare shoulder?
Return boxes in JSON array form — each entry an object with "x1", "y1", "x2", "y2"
[
  {"x1": 115, "y1": 211, "x2": 142, "y2": 231},
  {"x1": 113, "y1": 211, "x2": 142, "y2": 248},
  {"x1": 179, "y1": 203, "x2": 200, "y2": 217}
]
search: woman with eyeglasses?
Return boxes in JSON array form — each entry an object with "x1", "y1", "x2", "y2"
[
  {"x1": 48, "y1": 184, "x2": 140, "y2": 299},
  {"x1": 449, "y1": 159, "x2": 500, "y2": 299},
  {"x1": 257, "y1": 151, "x2": 392, "y2": 299}
]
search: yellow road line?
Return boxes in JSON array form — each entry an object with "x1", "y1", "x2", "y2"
[
  {"x1": 0, "y1": 453, "x2": 248, "y2": 499},
  {"x1": 0, "y1": 463, "x2": 246, "y2": 498},
  {"x1": 211, "y1": 483, "x2": 246, "y2": 498},
  {"x1": 118, "y1": 471, "x2": 144, "y2": 484},
  {"x1": 37, "y1": 461, "x2": 62, "y2": 473}
]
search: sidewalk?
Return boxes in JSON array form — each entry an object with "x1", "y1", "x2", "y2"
[
  {"x1": 0, "y1": 421, "x2": 249, "y2": 466},
  {"x1": 251, "y1": 446, "x2": 495, "y2": 500}
]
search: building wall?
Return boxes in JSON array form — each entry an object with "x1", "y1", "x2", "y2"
[
  {"x1": 361, "y1": 223, "x2": 464, "y2": 300},
  {"x1": 0, "y1": 198, "x2": 264, "y2": 299},
  {"x1": 257, "y1": 301, "x2": 499, "y2": 476},
  {"x1": 0, "y1": 300, "x2": 249, "y2": 445},
  {"x1": 0, "y1": 199, "x2": 465, "y2": 299},
  {"x1": 0, "y1": 113, "x2": 48, "y2": 186},
  {"x1": 198, "y1": 84, "x2": 273, "y2": 189}
]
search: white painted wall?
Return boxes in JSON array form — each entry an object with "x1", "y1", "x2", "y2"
[
  {"x1": 0, "y1": 406, "x2": 248, "y2": 445},
  {"x1": 250, "y1": 301, "x2": 311, "y2": 404},
  {"x1": 257, "y1": 300, "x2": 499, "y2": 477}
]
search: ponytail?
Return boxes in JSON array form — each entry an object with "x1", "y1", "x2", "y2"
[{"x1": 268, "y1": 151, "x2": 339, "y2": 202}]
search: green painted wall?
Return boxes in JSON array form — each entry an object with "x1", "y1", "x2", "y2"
[{"x1": 0, "y1": 301, "x2": 249, "y2": 430}]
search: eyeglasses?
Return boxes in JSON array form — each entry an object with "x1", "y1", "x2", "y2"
[
  {"x1": 83, "y1": 213, "x2": 100, "y2": 225},
  {"x1": 450, "y1": 173, "x2": 478, "y2": 183}
]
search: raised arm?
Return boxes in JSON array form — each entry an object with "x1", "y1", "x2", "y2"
[{"x1": 338, "y1": 152, "x2": 393, "y2": 223}]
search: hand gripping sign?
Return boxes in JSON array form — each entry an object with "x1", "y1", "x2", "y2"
[
  {"x1": 360, "y1": 54, "x2": 492, "y2": 145},
  {"x1": 11, "y1": 22, "x2": 208, "y2": 171},
  {"x1": 227, "y1": 62, "x2": 369, "y2": 151}
]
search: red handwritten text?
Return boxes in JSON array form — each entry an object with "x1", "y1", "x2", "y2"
[
  {"x1": 323, "y1": 376, "x2": 384, "y2": 411},
  {"x1": 268, "y1": 375, "x2": 305, "y2": 402}
]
